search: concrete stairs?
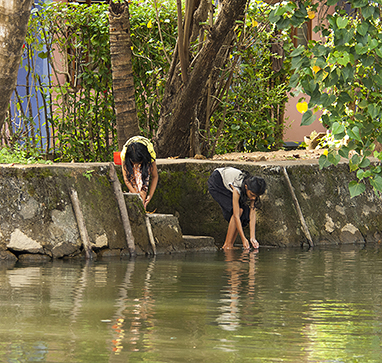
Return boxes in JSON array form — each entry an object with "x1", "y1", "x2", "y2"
[{"x1": 123, "y1": 194, "x2": 216, "y2": 255}]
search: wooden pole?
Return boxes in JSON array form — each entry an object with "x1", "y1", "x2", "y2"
[
  {"x1": 69, "y1": 188, "x2": 93, "y2": 259},
  {"x1": 145, "y1": 216, "x2": 157, "y2": 255},
  {"x1": 109, "y1": 163, "x2": 136, "y2": 256},
  {"x1": 283, "y1": 167, "x2": 314, "y2": 247}
]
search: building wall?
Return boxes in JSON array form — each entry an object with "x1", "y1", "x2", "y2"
[{"x1": 283, "y1": 11, "x2": 327, "y2": 145}]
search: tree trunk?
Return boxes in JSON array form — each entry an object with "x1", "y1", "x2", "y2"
[
  {"x1": 109, "y1": 1, "x2": 140, "y2": 151},
  {"x1": 154, "y1": 0, "x2": 248, "y2": 158},
  {"x1": 0, "y1": 0, "x2": 33, "y2": 132}
]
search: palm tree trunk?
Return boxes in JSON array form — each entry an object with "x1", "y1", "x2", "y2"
[
  {"x1": 0, "y1": 0, "x2": 33, "y2": 132},
  {"x1": 109, "y1": 1, "x2": 140, "y2": 151}
]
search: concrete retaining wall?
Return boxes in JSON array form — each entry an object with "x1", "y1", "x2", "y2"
[
  {"x1": 0, "y1": 158, "x2": 381, "y2": 261},
  {"x1": 0, "y1": 162, "x2": 217, "y2": 262},
  {"x1": 150, "y1": 159, "x2": 382, "y2": 248}
]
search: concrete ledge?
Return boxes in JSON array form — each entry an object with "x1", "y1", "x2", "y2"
[
  {"x1": 182, "y1": 235, "x2": 218, "y2": 251},
  {"x1": 147, "y1": 213, "x2": 186, "y2": 254}
]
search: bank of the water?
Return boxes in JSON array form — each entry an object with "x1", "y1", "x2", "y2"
[{"x1": 0, "y1": 158, "x2": 381, "y2": 261}]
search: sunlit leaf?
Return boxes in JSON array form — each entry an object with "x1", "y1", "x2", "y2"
[{"x1": 336, "y1": 17, "x2": 348, "y2": 29}]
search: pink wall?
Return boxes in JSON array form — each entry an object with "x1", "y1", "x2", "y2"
[
  {"x1": 283, "y1": 95, "x2": 326, "y2": 144},
  {"x1": 283, "y1": 10, "x2": 327, "y2": 144}
]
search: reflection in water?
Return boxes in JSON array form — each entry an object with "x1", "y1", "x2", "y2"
[
  {"x1": 110, "y1": 261, "x2": 135, "y2": 355},
  {"x1": 109, "y1": 258, "x2": 157, "y2": 356},
  {"x1": 216, "y1": 250, "x2": 257, "y2": 332},
  {"x1": 1, "y1": 246, "x2": 382, "y2": 362}
]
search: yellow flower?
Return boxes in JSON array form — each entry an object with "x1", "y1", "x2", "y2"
[
  {"x1": 296, "y1": 101, "x2": 308, "y2": 114},
  {"x1": 252, "y1": 19, "x2": 258, "y2": 27},
  {"x1": 147, "y1": 19, "x2": 153, "y2": 29},
  {"x1": 308, "y1": 10, "x2": 315, "y2": 19},
  {"x1": 312, "y1": 65, "x2": 321, "y2": 74},
  {"x1": 323, "y1": 149, "x2": 328, "y2": 156}
]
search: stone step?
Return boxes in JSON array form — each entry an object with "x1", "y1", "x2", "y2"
[
  {"x1": 182, "y1": 235, "x2": 217, "y2": 251},
  {"x1": 123, "y1": 193, "x2": 215, "y2": 254},
  {"x1": 146, "y1": 213, "x2": 185, "y2": 254}
]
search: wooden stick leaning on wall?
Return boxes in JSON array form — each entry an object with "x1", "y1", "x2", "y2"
[
  {"x1": 69, "y1": 188, "x2": 93, "y2": 259},
  {"x1": 282, "y1": 167, "x2": 314, "y2": 247},
  {"x1": 109, "y1": 162, "x2": 136, "y2": 256},
  {"x1": 145, "y1": 216, "x2": 157, "y2": 255}
]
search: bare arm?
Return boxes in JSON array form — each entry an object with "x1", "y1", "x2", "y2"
[
  {"x1": 249, "y1": 202, "x2": 259, "y2": 248},
  {"x1": 145, "y1": 161, "x2": 158, "y2": 208},
  {"x1": 122, "y1": 164, "x2": 138, "y2": 193},
  {"x1": 232, "y1": 189, "x2": 250, "y2": 249}
]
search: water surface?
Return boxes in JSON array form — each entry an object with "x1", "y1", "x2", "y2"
[{"x1": 1, "y1": 245, "x2": 382, "y2": 362}]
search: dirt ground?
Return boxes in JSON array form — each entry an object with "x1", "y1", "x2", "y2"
[{"x1": 210, "y1": 148, "x2": 325, "y2": 163}]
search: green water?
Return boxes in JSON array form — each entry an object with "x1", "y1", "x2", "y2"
[{"x1": 1, "y1": 245, "x2": 382, "y2": 362}]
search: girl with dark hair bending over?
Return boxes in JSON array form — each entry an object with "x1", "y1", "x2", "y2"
[
  {"x1": 120, "y1": 136, "x2": 158, "y2": 209},
  {"x1": 208, "y1": 167, "x2": 266, "y2": 249}
]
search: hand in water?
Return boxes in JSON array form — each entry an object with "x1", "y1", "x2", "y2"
[
  {"x1": 242, "y1": 238, "x2": 250, "y2": 249},
  {"x1": 250, "y1": 238, "x2": 259, "y2": 249}
]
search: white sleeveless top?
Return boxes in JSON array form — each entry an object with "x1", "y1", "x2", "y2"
[{"x1": 216, "y1": 167, "x2": 243, "y2": 194}]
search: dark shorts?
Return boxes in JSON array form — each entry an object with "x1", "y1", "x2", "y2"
[{"x1": 207, "y1": 170, "x2": 250, "y2": 227}]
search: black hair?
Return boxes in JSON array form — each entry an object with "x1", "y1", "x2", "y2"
[
  {"x1": 123, "y1": 142, "x2": 153, "y2": 189},
  {"x1": 239, "y1": 170, "x2": 266, "y2": 209}
]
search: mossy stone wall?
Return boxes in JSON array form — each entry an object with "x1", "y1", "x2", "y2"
[{"x1": 151, "y1": 159, "x2": 382, "y2": 248}]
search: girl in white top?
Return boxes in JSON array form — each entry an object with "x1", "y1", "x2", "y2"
[{"x1": 208, "y1": 167, "x2": 266, "y2": 249}]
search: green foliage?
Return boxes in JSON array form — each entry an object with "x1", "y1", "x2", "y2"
[
  {"x1": 0, "y1": 147, "x2": 52, "y2": 165},
  {"x1": 38, "y1": 1, "x2": 116, "y2": 162},
  {"x1": 129, "y1": 1, "x2": 177, "y2": 138},
  {"x1": 83, "y1": 169, "x2": 95, "y2": 181},
  {"x1": 270, "y1": 0, "x2": 382, "y2": 197},
  {"x1": 7, "y1": 0, "x2": 293, "y2": 161},
  {"x1": 212, "y1": 2, "x2": 293, "y2": 154}
]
